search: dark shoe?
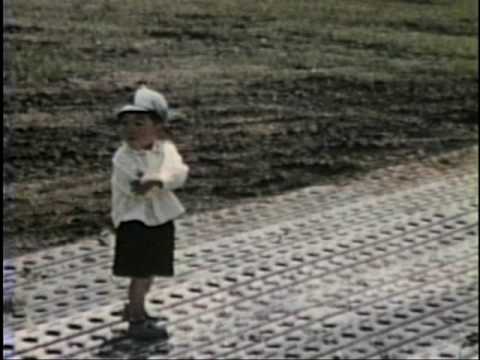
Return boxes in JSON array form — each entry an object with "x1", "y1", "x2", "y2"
[
  {"x1": 122, "y1": 304, "x2": 159, "y2": 323},
  {"x1": 128, "y1": 320, "x2": 169, "y2": 341}
]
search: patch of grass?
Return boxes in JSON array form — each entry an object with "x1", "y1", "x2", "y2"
[{"x1": 9, "y1": 0, "x2": 477, "y2": 88}]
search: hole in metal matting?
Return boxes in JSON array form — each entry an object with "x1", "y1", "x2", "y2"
[
  {"x1": 207, "y1": 281, "x2": 220, "y2": 288},
  {"x1": 360, "y1": 325, "x2": 375, "y2": 332},
  {"x1": 352, "y1": 239, "x2": 365, "y2": 244},
  {"x1": 442, "y1": 296, "x2": 456, "y2": 303},
  {"x1": 174, "y1": 309, "x2": 189, "y2": 316},
  {"x1": 67, "y1": 324, "x2": 83, "y2": 330},
  {"x1": 405, "y1": 327, "x2": 420, "y2": 334},
  {"x1": 54, "y1": 289, "x2": 68, "y2": 295},
  {"x1": 452, "y1": 309, "x2": 469, "y2": 315},
  {"x1": 192, "y1": 302, "x2": 208, "y2": 310},
  {"x1": 304, "y1": 345, "x2": 319, "y2": 352},
  {"x1": 285, "y1": 353, "x2": 301, "y2": 359},
  {"x1": 45, "y1": 349, "x2": 62, "y2": 355},
  {"x1": 398, "y1": 348, "x2": 414, "y2": 354},
  {"x1": 354, "y1": 347, "x2": 368, "y2": 354},
  {"x1": 89, "y1": 317, "x2": 105, "y2": 324},
  {"x1": 341, "y1": 332, "x2": 357, "y2": 339},
  {"x1": 279, "y1": 321, "x2": 294, "y2": 328},
  {"x1": 377, "y1": 319, "x2": 392, "y2": 326},
  {"x1": 91, "y1": 334, "x2": 107, "y2": 341},
  {"x1": 394, "y1": 313, "x2": 409, "y2": 320},
  {"x1": 356, "y1": 310, "x2": 371, "y2": 317},
  {"x1": 247, "y1": 349, "x2": 264, "y2": 356},
  {"x1": 417, "y1": 341, "x2": 432, "y2": 347},
  {"x1": 46, "y1": 330, "x2": 61, "y2": 337},
  {"x1": 323, "y1": 322, "x2": 338, "y2": 329},
  {"x1": 22, "y1": 337, "x2": 38, "y2": 343},
  {"x1": 439, "y1": 352, "x2": 455, "y2": 358},
  {"x1": 286, "y1": 335, "x2": 301, "y2": 342},
  {"x1": 409, "y1": 307, "x2": 426, "y2": 314},
  {"x1": 387, "y1": 334, "x2": 403, "y2": 341}
]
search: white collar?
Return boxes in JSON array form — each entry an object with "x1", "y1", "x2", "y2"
[{"x1": 124, "y1": 140, "x2": 164, "y2": 154}]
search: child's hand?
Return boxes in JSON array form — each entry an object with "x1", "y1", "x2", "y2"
[
  {"x1": 130, "y1": 180, "x2": 151, "y2": 194},
  {"x1": 144, "y1": 179, "x2": 164, "y2": 190},
  {"x1": 130, "y1": 179, "x2": 163, "y2": 195}
]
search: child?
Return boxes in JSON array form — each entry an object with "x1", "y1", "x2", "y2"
[{"x1": 111, "y1": 85, "x2": 189, "y2": 340}]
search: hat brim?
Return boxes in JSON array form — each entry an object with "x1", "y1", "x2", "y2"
[
  {"x1": 116, "y1": 105, "x2": 181, "y2": 122},
  {"x1": 116, "y1": 105, "x2": 151, "y2": 117}
]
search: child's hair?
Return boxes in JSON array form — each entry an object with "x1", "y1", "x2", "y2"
[
  {"x1": 149, "y1": 111, "x2": 168, "y2": 125},
  {"x1": 155, "y1": 117, "x2": 175, "y2": 142},
  {"x1": 116, "y1": 111, "x2": 165, "y2": 126}
]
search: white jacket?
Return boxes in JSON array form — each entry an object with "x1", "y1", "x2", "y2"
[{"x1": 111, "y1": 140, "x2": 188, "y2": 228}]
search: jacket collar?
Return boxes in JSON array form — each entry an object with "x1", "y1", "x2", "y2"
[{"x1": 124, "y1": 140, "x2": 164, "y2": 154}]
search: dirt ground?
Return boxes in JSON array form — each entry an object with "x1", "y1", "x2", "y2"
[{"x1": 3, "y1": 0, "x2": 478, "y2": 256}]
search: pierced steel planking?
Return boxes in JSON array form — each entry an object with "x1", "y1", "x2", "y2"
[{"x1": 3, "y1": 169, "x2": 478, "y2": 360}]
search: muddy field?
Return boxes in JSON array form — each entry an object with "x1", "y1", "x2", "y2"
[{"x1": 3, "y1": 0, "x2": 478, "y2": 256}]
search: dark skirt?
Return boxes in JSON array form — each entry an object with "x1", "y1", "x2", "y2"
[{"x1": 113, "y1": 220, "x2": 175, "y2": 278}]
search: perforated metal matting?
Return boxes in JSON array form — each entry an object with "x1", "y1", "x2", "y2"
[{"x1": 3, "y1": 168, "x2": 479, "y2": 360}]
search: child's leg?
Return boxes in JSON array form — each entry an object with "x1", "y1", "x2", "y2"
[
  {"x1": 128, "y1": 277, "x2": 150, "y2": 321},
  {"x1": 144, "y1": 277, "x2": 154, "y2": 294}
]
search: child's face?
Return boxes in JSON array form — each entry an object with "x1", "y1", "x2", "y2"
[{"x1": 120, "y1": 112, "x2": 156, "y2": 149}]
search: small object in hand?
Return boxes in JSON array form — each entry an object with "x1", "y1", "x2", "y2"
[
  {"x1": 130, "y1": 179, "x2": 142, "y2": 193},
  {"x1": 131, "y1": 179, "x2": 163, "y2": 194}
]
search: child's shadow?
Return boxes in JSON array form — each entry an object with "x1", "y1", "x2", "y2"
[{"x1": 92, "y1": 330, "x2": 172, "y2": 359}]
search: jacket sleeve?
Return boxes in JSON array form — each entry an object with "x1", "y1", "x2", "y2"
[
  {"x1": 142, "y1": 142, "x2": 189, "y2": 191},
  {"x1": 111, "y1": 149, "x2": 140, "y2": 227},
  {"x1": 163, "y1": 142, "x2": 189, "y2": 190},
  {"x1": 112, "y1": 151, "x2": 138, "y2": 196}
]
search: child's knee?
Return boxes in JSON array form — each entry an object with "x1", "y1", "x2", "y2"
[{"x1": 131, "y1": 277, "x2": 150, "y2": 286}]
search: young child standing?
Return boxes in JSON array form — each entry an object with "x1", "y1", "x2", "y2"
[{"x1": 111, "y1": 85, "x2": 189, "y2": 340}]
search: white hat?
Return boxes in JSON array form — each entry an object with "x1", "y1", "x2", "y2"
[{"x1": 116, "y1": 86, "x2": 178, "y2": 122}]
